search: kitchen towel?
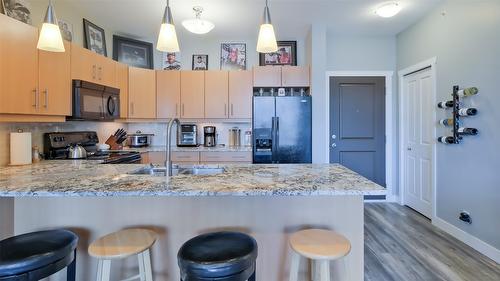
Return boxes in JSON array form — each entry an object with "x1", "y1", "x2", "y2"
[{"x1": 10, "y1": 132, "x2": 32, "y2": 165}]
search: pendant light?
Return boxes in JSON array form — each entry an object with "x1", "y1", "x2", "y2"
[
  {"x1": 157, "y1": 0, "x2": 180, "y2": 52},
  {"x1": 256, "y1": 0, "x2": 278, "y2": 53},
  {"x1": 37, "y1": 0, "x2": 65, "y2": 52}
]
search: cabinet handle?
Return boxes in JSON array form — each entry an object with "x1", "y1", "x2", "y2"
[
  {"x1": 92, "y1": 65, "x2": 96, "y2": 80},
  {"x1": 231, "y1": 104, "x2": 234, "y2": 116},
  {"x1": 43, "y1": 89, "x2": 48, "y2": 108},
  {"x1": 182, "y1": 104, "x2": 185, "y2": 117},
  {"x1": 98, "y1": 66, "x2": 102, "y2": 80},
  {"x1": 224, "y1": 103, "x2": 227, "y2": 117},
  {"x1": 32, "y1": 89, "x2": 37, "y2": 107},
  {"x1": 130, "y1": 102, "x2": 134, "y2": 116}
]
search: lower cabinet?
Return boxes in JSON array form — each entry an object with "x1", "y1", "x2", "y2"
[{"x1": 140, "y1": 151, "x2": 251, "y2": 164}]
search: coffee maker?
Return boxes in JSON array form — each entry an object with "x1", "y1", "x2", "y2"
[{"x1": 203, "y1": 126, "x2": 216, "y2": 147}]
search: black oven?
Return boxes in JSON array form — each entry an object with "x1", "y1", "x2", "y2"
[{"x1": 69, "y1": 80, "x2": 120, "y2": 121}]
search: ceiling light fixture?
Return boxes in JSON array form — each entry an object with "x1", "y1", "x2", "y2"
[
  {"x1": 157, "y1": 0, "x2": 180, "y2": 52},
  {"x1": 375, "y1": 2, "x2": 402, "y2": 18},
  {"x1": 182, "y1": 6, "x2": 215, "y2": 35},
  {"x1": 256, "y1": 0, "x2": 278, "y2": 53},
  {"x1": 37, "y1": 0, "x2": 65, "y2": 52}
]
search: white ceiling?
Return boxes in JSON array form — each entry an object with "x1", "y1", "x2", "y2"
[{"x1": 62, "y1": 0, "x2": 443, "y2": 40}]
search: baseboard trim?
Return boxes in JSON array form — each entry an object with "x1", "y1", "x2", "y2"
[{"x1": 432, "y1": 216, "x2": 500, "y2": 264}]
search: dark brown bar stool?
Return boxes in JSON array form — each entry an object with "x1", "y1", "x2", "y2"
[
  {"x1": 0, "y1": 229, "x2": 78, "y2": 281},
  {"x1": 178, "y1": 231, "x2": 258, "y2": 281}
]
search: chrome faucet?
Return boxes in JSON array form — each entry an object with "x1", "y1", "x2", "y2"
[{"x1": 165, "y1": 118, "x2": 180, "y2": 177}]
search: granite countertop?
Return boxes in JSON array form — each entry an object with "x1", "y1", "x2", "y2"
[
  {"x1": 124, "y1": 145, "x2": 252, "y2": 153},
  {"x1": 0, "y1": 161, "x2": 385, "y2": 197}
]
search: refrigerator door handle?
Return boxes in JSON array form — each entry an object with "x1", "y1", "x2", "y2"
[
  {"x1": 275, "y1": 117, "x2": 279, "y2": 163},
  {"x1": 271, "y1": 117, "x2": 276, "y2": 163}
]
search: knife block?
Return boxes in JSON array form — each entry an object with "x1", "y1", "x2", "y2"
[{"x1": 105, "y1": 135, "x2": 123, "y2": 150}]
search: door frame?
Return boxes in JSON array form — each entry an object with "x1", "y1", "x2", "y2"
[
  {"x1": 325, "y1": 71, "x2": 395, "y2": 201},
  {"x1": 398, "y1": 57, "x2": 437, "y2": 220}
]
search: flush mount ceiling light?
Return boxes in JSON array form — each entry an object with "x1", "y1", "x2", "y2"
[
  {"x1": 37, "y1": 0, "x2": 65, "y2": 52},
  {"x1": 157, "y1": 0, "x2": 180, "y2": 52},
  {"x1": 375, "y1": 2, "x2": 402, "y2": 18},
  {"x1": 182, "y1": 6, "x2": 215, "y2": 35},
  {"x1": 256, "y1": 0, "x2": 278, "y2": 53}
]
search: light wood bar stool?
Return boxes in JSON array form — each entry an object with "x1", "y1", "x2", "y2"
[
  {"x1": 289, "y1": 229, "x2": 351, "y2": 281},
  {"x1": 88, "y1": 229, "x2": 157, "y2": 281}
]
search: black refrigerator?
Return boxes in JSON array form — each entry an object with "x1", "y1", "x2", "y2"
[{"x1": 252, "y1": 96, "x2": 312, "y2": 163}]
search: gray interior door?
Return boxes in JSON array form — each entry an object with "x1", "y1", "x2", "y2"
[{"x1": 330, "y1": 77, "x2": 386, "y2": 187}]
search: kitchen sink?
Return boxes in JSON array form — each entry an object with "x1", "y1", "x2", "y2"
[{"x1": 128, "y1": 166, "x2": 225, "y2": 176}]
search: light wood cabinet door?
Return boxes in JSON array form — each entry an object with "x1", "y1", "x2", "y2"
[
  {"x1": 180, "y1": 71, "x2": 204, "y2": 118},
  {"x1": 128, "y1": 67, "x2": 156, "y2": 119},
  {"x1": 282, "y1": 66, "x2": 310, "y2": 87},
  {"x1": 0, "y1": 14, "x2": 39, "y2": 114},
  {"x1": 253, "y1": 66, "x2": 281, "y2": 87},
  {"x1": 38, "y1": 40, "x2": 71, "y2": 116},
  {"x1": 157, "y1": 70, "x2": 181, "y2": 119},
  {"x1": 96, "y1": 56, "x2": 116, "y2": 87},
  {"x1": 205, "y1": 71, "x2": 229, "y2": 118},
  {"x1": 172, "y1": 151, "x2": 200, "y2": 163},
  {"x1": 71, "y1": 43, "x2": 96, "y2": 83},
  {"x1": 115, "y1": 62, "x2": 128, "y2": 118},
  {"x1": 229, "y1": 71, "x2": 252, "y2": 119},
  {"x1": 200, "y1": 151, "x2": 252, "y2": 163}
]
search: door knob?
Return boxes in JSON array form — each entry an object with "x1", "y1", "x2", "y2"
[
  {"x1": 331, "y1": 134, "x2": 337, "y2": 139},
  {"x1": 407, "y1": 147, "x2": 412, "y2": 151},
  {"x1": 331, "y1": 143, "x2": 337, "y2": 148}
]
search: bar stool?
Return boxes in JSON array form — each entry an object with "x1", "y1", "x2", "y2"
[
  {"x1": 0, "y1": 229, "x2": 78, "y2": 281},
  {"x1": 177, "y1": 231, "x2": 258, "y2": 281},
  {"x1": 288, "y1": 229, "x2": 351, "y2": 281},
  {"x1": 88, "y1": 228, "x2": 156, "y2": 281}
]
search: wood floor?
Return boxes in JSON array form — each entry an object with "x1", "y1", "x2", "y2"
[{"x1": 364, "y1": 203, "x2": 500, "y2": 281}]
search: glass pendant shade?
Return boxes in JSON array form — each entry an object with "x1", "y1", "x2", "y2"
[
  {"x1": 256, "y1": 1, "x2": 278, "y2": 53},
  {"x1": 37, "y1": 1, "x2": 65, "y2": 52},
  {"x1": 157, "y1": 1, "x2": 180, "y2": 52}
]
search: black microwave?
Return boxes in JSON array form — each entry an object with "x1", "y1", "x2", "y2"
[{"x1": 69, "y1": 80, "x2": 120, "y2": 121}]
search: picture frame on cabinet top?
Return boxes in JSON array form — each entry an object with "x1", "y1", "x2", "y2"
[
  {"x1": 1, "y1": 0, "x2": 32, "y2": 24},
  {"x1": 220, "y1": 43, "x2": 246, "y2": 70},
  {"x1": 192, "y1": 54, "x2": 208, "y2": 70},
  {"x1": 83, "y1": 18, "x2": 107, "y2": 56},
  {"x1": 259, "y1": 40, "x2": 297, "y2": 66},
  {"x1": 113, "y1": 35, "x2": 154, "y2": 69}
]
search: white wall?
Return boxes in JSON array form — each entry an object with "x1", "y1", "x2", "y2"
[{"x1": 397, "y1": 0, "x2": 500, "y2": 251}]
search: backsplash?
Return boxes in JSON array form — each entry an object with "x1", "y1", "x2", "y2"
[
  {"x1": 128, "y1": 122, "x2": 252, "y2": 146},
  {"x1": 0, "y1": 121, "x2": 251, "y2": 166}
]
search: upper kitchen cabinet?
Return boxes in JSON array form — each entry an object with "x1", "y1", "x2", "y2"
[
  {"x1": 38, "y1": 41, "x2": 72, "y2": 116},
  {"x1": 281, "y1": 66, "x2": 310, "y2": 87},
  {"x1": 128, "y1": 67, "x2": 156, "y2": 119},
  {"x1": 205, "y1": 71, "x2": 229, "y2": 119},
  {"x1": 229, "y1": 71, "x2": 252, "y2": 119},
  {"x1": 157, "y1": 70, "x2": 181, "y2": 119},
  {"x1": 115, "y1": 62, "x2": 129, "y2": 119},
  {"x1": 253, "y1": 66, "x2": 281, "y2": 87},
  {"x1": 0, "y1": 14, "x2": 38, "y2": 114},
  {"x1": 71, "y1": 44, "x2": 116, "y2": 87},
  {"x1": 180, "y1": 71, "x2": 204, "y2": 119}
]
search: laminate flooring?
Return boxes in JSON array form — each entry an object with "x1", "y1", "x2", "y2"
[{"x1": 364, "y1": 203, "x2": 500, "y2": 281}]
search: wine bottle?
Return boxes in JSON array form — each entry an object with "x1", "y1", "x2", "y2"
[
  {"x1": 458, "y1": 127, "x2": 478, "y2": 135},
  {"x1": 437, "y1": 101, "x2": 454, "y2": 109},
  {"x1": 439, "y1": 118, "x2": 454, "y2": 126},
  {"x1": 456, "y1": 87, "x2": 478, "y2": 97},
  {"x1": 438, "y1": 136, "x2": 455, "y2": 144},
  {"x1": 458, "y1": 108, "x2": 477, "y2": 116}
]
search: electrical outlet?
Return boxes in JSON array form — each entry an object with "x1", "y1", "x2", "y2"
[{"x1": 459, "y1": 211, "x2": 472, "y2": 224}]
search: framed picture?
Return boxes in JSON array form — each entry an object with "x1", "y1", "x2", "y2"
[
  {"x1": 259, "y1": 41, "x2": 297, "y2": 66},
  {"x1": 220, "y1": 43, "x2": 246, "y2": 70},
  {"x1": 83, "y1": 19, "x2": 107, "y2": 56},
  {"x1": 2, "y1": 0, "x2": 32, "y2": 24},
  {"x1": 162, "y1": 52, "x2": 181, "y2": 70},
  {"x1": 192, "y1": 55, "x2": 208, "y2": 70},
  {"x1": 58, "y1": 19, "x2": 73, "y2": 42},
  {"x1": 113, "y1": 35, "x2": 154, "y2": 69}
]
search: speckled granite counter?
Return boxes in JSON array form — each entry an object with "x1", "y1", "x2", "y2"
[
  {"x1": 124, "y1": 145, "x2": 252, "y2": 153},
  {"x1": 0, "y1": 161, "x2": 384, "y2": 197}
]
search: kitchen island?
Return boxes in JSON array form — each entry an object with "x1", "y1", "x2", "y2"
[{"x1": 0, "y1": 161, "x2": 384, "y2": 281}]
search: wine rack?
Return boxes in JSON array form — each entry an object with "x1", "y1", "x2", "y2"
[{"x1": 437, "y1": 85, "x2": 479, "y2": 144}]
